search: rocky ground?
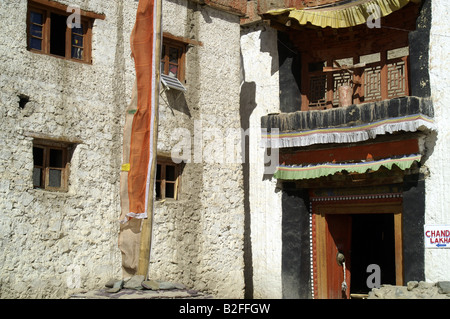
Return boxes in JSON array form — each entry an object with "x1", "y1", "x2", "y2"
[
  {"x1": 70, "y1": 275, "x2": 214, "y2": 299},
  {"x1": 368, "y1": 281, "x2": 450, "y2": 299},
  {"x1": 71, "y1": 276, "x2": 450, "y2": 300}
]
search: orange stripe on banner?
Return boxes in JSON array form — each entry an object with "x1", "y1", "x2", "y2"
[{"x1": 128, "y1": 0, "x2": 157, "y2": 219}]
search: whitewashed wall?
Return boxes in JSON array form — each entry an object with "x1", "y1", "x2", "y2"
[
  {"x1": 241, "y1": 24, "x2": 283, "y2": 299},
  {"x1": 424, "y1": 0, "x2": 450, "y2": 282}
]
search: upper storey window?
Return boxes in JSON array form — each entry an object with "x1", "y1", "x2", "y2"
[
  {"x1": 27, "y1": 0, "x2": 105, "y2": 63},
  {"x1": 160, "y1": 33, "x2": 201, "y2": 93},
  {"x1": 161, "y1": 39, "x2": 186, "y2": 82},
  {"x1": 306, "y1": 48, "x2": 409, "y2": 109}
]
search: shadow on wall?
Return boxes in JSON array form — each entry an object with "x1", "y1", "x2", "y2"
[
  {"x1": 277, "y1": 31, "x2": 301, "y2": 113},
  {"x1": 161, "y1": 90, "x2": 192, "y2": 118},
  {"x1": 240, "y1": 80, "x2": 257, "y2": 299},
  {"x1": 259, "y1": 26, "x2": 279, "y2": 76}
]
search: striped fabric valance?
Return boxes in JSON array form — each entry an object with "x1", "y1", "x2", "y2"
[
  {"x1": 262, "y1": 114, "x2": 435, "y2": 149},
  {"x1": 274, "y1": 154, "x2": 421, "y2": 180}
]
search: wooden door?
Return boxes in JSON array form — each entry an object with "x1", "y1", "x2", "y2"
[
  {"x1": 312, "y1": 194, "x2": 403, "y2": 299},
  {"x1": 326, "y1": 214, "x2": 352, "y2": 299}
]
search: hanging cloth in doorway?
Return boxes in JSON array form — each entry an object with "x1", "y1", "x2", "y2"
[
  {"x1": 264, "y1": 0, "x2": 421, "y2": 29},
  {"x1": 274, "y1": 154, "x2": 421, "y2": 180}
]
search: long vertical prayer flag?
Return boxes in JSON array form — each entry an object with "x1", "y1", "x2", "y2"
[
  {"x1": 118, "y1": 0, "x2": 162, "y2": 278},
  {"x1": 127, "y1": 0, "x2": 160, "y2": 221}
]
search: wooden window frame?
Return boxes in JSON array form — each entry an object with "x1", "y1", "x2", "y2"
[
  {"x1": 155, "y1": 159, "x2": 181, "y2": 200},
  {"x1": 26, "y1": 0, "x2": 102, "y2": 64},
  {"x1": 161, "y1": 38, "x2": 186, "y2": 83},
  {"x1": 33, "y1": 140, "x2": 72, "y2": 192}
]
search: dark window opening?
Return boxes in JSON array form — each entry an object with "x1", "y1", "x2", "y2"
[
  {"x1": 49, "y1": 148, "x2": 63, "y2": 168},
  {"x1": 165, "y1": 182, "x2": 175, "y2": 199},
  {"x1": 49, "y1": 12, "x2": 66, "y2": 57},
  {"x1": 33, "y1": 146, "x2": 44, "y2": 188},
  {"x1": 166, "y1": 165, "x2": 175, "y2": 181},
  {"x1": 155, "y1": 164, "x2": 161, "y2": 199}
]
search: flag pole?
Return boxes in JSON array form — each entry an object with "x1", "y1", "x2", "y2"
[{"x1": 137, "y1": 0, "x2": 162, "y2": 279}]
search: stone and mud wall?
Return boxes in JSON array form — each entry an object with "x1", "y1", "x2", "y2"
[
  {"x1": 0, "y1": 0, "x2": 246, "y2": 299},
  {"x1": 0, "y1": 0, "x2": 135, "y2": 298},
  {"x1": 151, "y1": 0, "x2": 245, "y2": 298}
]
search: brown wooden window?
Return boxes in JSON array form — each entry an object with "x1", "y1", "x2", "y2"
[
  {"x1": 155, "y1": 160, "x2": 181, "y2": 200},
  {"x1": 27, "y1": 0, "x2": 104, "y2": 63},
  {"x1": 33, "y1": 141, "x2": 72, "y2": 192},
  {"x1": 303, "y1": 47, "x2": 410, "y2": 110},
  {"x1": 161, "y1": 40, "x2": 186, "y2": 82}
]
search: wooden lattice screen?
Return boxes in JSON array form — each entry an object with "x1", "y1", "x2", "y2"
[{"x1": 304, "y1": 50, "x2": 409, "y2": 110}]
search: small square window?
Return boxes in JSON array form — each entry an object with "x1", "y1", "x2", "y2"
[
  {"x1": 161, "y1": 40, "x2": 186, "y2": 82},
  {"x1": 155, "y1": 159, "x2": 182, "y2": 200},
  {"x1": 32, "y1": 141, "x2": 72, "y2": 192}
]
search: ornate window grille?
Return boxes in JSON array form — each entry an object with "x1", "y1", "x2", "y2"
[{"x1": 305, "y1": 49, "x2": 409, "y2": 109}]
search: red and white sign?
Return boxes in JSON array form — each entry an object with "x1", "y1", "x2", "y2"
[{"x1": 424, "y1": 225, "x2": 450, "y2": 248}]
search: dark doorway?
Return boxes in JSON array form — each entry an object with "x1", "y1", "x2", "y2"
[{"x1": 350, "y1": 214, "x2": 396, "y2": 294}]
